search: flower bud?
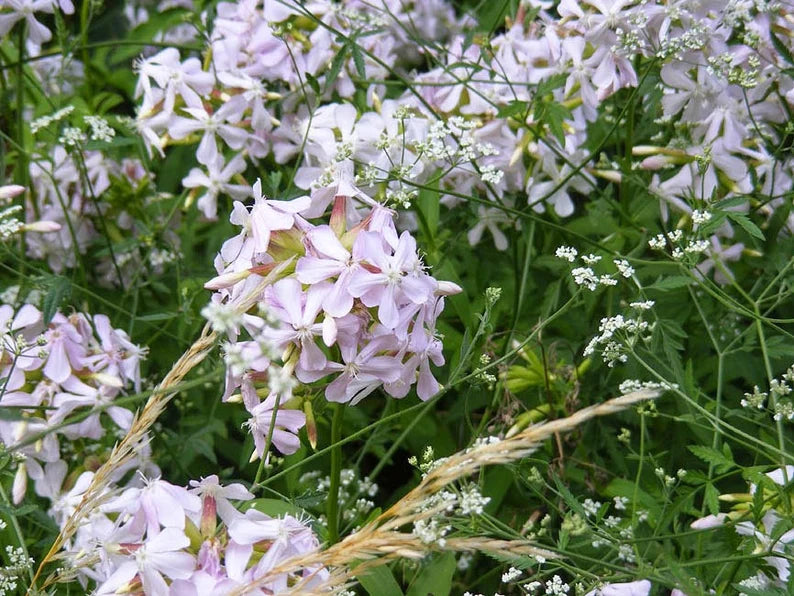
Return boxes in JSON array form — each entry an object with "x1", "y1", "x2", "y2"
[
  {"x1": 23, "y1": 220, "x2": 61, "y2": 233},
  {"x1": 0, "y1": 184, "x2": 24, "y2": 201},
  {"x1": 13, "y1": 463, "x2": 27, "y2": 504},
  {"x1": 436, "y1": 280, "x2": 463, "y2": 296},
  {"x1": 304, "y1": 400, "x2": 317, "y2": 450},
  {"x1": 200, "y1": 493, "x2": 218, "y2": 537},
  {"x1": 205, "y1": 269, "x2": 252, "y2": 290}
]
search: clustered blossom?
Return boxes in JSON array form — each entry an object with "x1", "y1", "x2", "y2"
[
  {"x1": 204, "y1": 180, "x2": 460, "y2": 460},
  {"x1": 557, "y1": 248, "x2": 633, "y2": 292},
  {"x1": 60, "y1": 473, "x2": 326, "y2": 594},
  {"x1": 740, "y1": 363, "x2": 794, "y2": 422},
  {"x1": 0, "y1": 304, "x2": 148, "y2": 507},
  {"x1": 131, "y1": 0, "x2": 794, "y2": 269},
  {"x1": 130, "y1": 0, "x2": 638, "y2": 251}
]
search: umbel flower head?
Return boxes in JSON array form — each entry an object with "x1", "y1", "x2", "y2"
[{"x1": 204, "y1": 180, "x2": 461, "y2": 458}]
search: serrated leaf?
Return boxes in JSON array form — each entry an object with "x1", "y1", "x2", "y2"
[
  {"x1": 42, "y1": 276, "x2": 71, "y2": 324},
  {"x1": 483, "y1": 550, "x2": 546, "y2": 570},
  {"x1": 325, "y1": 44, "x2": 348, "y2": 91},
  {"x1": 704, "y1": 482, "x2": 719, "y2": 516},
  {"x1": 357, "y1": 565, "x2": 403, "y2": 596},
  {"x1": 727, "y1": 212, "x2": 765, "y2": 240},
  {"x1": 497, "y1": 100, "x2": 529, "y2": 119},
  {"x1": 647, "y1": 276, "x2": 693, "y2": 291},
  {"x1": 535, "y1": 73, "x2": 568, "y2": 97},
  {"x1": 305, "y1": 72, "x2": 321, "y2": 95},
  {"x1": 350, "y1": 44, "x2": 366, "y2": 79},
  {"x1": 552, "y1": 475, "x2": 587, "y2": 518},
  {"x1": 688, "y1": 445, "x2": 735, "y2": 472},
  {"x1": 770, "y1": 30, "x2": 794, "y2": 68}
]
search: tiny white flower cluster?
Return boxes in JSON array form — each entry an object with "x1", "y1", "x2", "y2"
[
  {"x1": 413, "y1": 516, "x2": 451, "y2": 547},
  {"x1": 583, "y1": 498, "x2": 602, "y2": 517},
  {"x1": 741, "y1": 364, "x2": 794, "y2": 421},
  {"x1": 648, "y1": 229, "x2": 683, "y2": 250},
  {"x1": 584, "y1": 314, "x2": 653, "y2": 367},
  {"x1": 558, "y1": 248, "x2": 633, "y2": 291},
  {"x1": 202, "y1": 301, "x2": 243, "y2": 335},
  {"x1": 555, "y1": 246, "x2": 578, "y2": 262},
  {"x1": 0, "y1": 546, "x2": 34, "y2": 596},
  {"x1": 458, "y1": 484, "x2": 491, "y2": 516},
  {"x1": 84, "y1": 115, "x2": 116, "y2": 142},
  {"x1": 691, "y1": 209, "x2": 712, "y2": 226},
  {"x1": 501, "y1": 566, "x2": 522, "y2": 583},
  {"x1": 30, "y1": 105, "x2": 75, "y2": 134},
  {"x1": 649, "y1": 228, "x2": 711, "y2": 260},
  {"x1": 299, "y1": 468, "x2": 379, "y2": 529},
  {"x1": 618, "y1": 379, "x2": 676, "y2": 395},
  {"x1": 58, "y1": 126, "x2": 87, "y2": 147}
]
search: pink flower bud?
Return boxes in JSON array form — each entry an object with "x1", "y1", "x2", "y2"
[
  {"x1": 200, "y1": 494, "x2": 217, "y2": 537},
  {"x1": 23, "y1": 220, "x2": 61, "y2": 233},
  {"x1": 436, "y1": 280, "x2": 463, "y2": 296},
  {"x1": 12, "y1": 464, "x2": 27, "y2": 504},
  {"x1": 204, "y1": 269, "x2": 251, "y2": 290},
  {"x1": 0, "y1": 184, "x2": 24, "y2": 200}
]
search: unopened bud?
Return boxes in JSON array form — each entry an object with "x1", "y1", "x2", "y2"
[
  {"x1": 304, "y1": 400, "x2": 317, "y2": 450},
  {"x1": 436, "y1": 280, "x2": 463, "y2": 296},
  {"x1": 13, "y1": 463, "x2": 27, "y2": 504},
  {"x1": 23, "y1": 220, "x2": 61, "y2": 233},
  {"x1": 204, "y1": 269, "x2": 251, "y2": 290},
  {"x1": 0, "y1": 184, "x2": 25, "y2": 201}
]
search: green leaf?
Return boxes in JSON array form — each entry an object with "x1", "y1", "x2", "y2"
[
  {"x1": 357, "y1": 565, "x2": 404, "y2": 596},
  {"x1": 405, "y1": 552, "x2": 455, "y2": 596},
  {"x1": 535, "y1": 101, "x2": 571, "y2": 145},
  {"x1": 551, "y1": 474, "x2": 587, "y2": 518},
  {"x1": 325, "y1": 44, "x2": 349, "y2": 91},
  {"x1": 727, "y1": 212, "x2": 765, "y2": 240},
  {"x1": 42, "y1": 276, "x2": 71, "y2": 324},
  {"x1": 704, "y1": 482, "x2": 719, "y2": 516},
  {"x1": 770, "y1": 30, "x2": 794, "y2": 67},
  {"x1": 497, "y1": 100, "x2": 529, "y2": 119},
  {"x1": 535, "y1": 73, "x2": 568, "y2": 97},
  {"x1": 305, "y1": 72, "x2": 321, "y2": 95},
  {"x1": 647, "y1": 276, "x2": 693, "y2": 291},
  {"x1": 688, "y1": 445, "x2": 735, "y2": 473},
  {"x1": 350, "y1": 44, "x2": 366, "y2": 79},
  {"x1": 136, "y1": 312, "x2": 179, "y2": 322},
  {"x1": 415, "y1": 185, "x2": 440, "y2": 240}
]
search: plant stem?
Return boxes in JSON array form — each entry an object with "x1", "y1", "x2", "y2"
[{"x1": 327, "y1": 402, "x2": 345, "y2": 544}]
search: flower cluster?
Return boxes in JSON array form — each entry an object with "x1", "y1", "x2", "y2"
[
  {"x1": 299, "y1": 467, "x2": 378, "y2": 530},
  {"x1": 0, "y1": 303, "x2": 147, "y2": 506},
  {"x1": 204, "y1": 182, "x2": 460, "y2": 459},
  {"x1": 63, "y1": 474, "x2": 326, "y2": 594}
]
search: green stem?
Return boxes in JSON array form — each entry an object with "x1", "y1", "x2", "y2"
[
  {"x1": 754, "y1": 311, "x2": 789, "y2": 489},
  {"x1": 327, "y1": 403, "x2": 345, "y2": 544},
  {"x1": 0, "y1": 482, "x2": 34, "y2": 584},
  {"x1": 15, "y1": 25, "x2": 28, "y2": 191},
  {"x1": 253, "y1": 394, "x2": 283, "y2": 488}
]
